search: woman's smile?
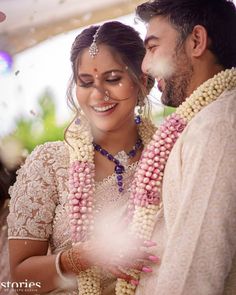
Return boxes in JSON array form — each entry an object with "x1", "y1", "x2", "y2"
[{"x1": 91, "y1": 103, "x2": 117, "y2": 113}]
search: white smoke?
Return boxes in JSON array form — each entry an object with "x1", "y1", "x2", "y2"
[
  {"x1": 86, "y1": 209, "x2": 140, "y2": 268},
  {"x1": 146, "y1": 55, "x2": 175, "y2": 80}
]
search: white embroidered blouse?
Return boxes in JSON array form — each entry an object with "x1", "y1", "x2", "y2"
[{"x1": 8, "y1": 141, "x2": 138, "y2": 294}]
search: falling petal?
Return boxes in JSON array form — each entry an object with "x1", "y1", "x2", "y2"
[
  {"x1": 82, "y1": 13, "x2": 92, "y2": 22},
  {"x1": 0, "y1": 102, "x2": 7, "y2": 108},
  {"x1": 134, "y1": 17, "x2": 139, "y2": 25},
  {"x1": 0, "y1": 11, "x2": 6, "y2": 23},
  {"x1": 30, "y1": 109, "x2": 37, "y2": 116}
]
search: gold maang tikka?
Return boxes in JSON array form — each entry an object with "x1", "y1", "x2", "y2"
[{"x1": 89, "y1": 26, "x2": 100, "y2": 58}]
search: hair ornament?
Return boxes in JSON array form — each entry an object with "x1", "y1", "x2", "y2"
[{"x1": 89, "y1": 26, "x2": 101, "y2": 58}]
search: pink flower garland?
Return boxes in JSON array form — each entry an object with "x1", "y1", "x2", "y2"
[
  {"x1": 127, "y1": 113, "x2": 187, "y2": 218},
  {"x1": 68, "y1": 161, "x2": 95, "y2": 242},
  {"x1": 67, "y1": 113, "x2": 187, "y2": 242}
]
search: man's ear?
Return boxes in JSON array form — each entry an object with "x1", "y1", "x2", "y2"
[{"x1": 189, "y1": 25, "x2": 208, "y2": 57}]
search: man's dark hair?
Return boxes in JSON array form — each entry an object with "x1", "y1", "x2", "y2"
[{"x1": 136, "y1": 0, "x2": 236, "y2": 68}]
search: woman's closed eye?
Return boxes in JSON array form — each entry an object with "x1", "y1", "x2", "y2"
[
  {"x1": 78, "y1": 79, "x2": 93, "y2": 88},
  {"x1": 78, "y1": 76, "x2": 122, "y2": 88},
  {"x1": 106, "y1": 77, "x2": 122, "y2": 83}
]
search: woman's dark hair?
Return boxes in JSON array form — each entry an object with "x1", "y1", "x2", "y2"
[
  {"x1": 136, "y1": 0, "x2": 236, "y2": 68},
  {"x1": 66, "y1": 21, "x2": 154, "y2": 119}
]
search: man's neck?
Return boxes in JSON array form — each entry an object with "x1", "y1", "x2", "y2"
[{"x1": 187, "y1": 59, "x2": 225, "y2": 98}]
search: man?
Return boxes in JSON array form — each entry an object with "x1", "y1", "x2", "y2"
[{"x1": 135, "y1": 0, "x2": 236, "y2": 294}]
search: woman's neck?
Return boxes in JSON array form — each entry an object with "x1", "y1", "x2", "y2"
[{"x1": 91, "y1": 123, "x2": 139, "y2": 155}]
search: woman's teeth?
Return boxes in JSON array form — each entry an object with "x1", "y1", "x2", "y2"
[{"x1": 93, "y1": 104, "x2": 116, "y2": 112}]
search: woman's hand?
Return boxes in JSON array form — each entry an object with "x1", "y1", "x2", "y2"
[{"x1": 61, "y1": 236, "x2": 159, "y2": 284}]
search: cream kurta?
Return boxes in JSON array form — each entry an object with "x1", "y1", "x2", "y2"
[
  {"x1": 8, "y1": 141, "x2": 138, "y2": 294},
  {"x1": 136, "y1": 88, "x2": 236, "y2": 295}
]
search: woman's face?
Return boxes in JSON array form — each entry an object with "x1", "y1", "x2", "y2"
[{"x1": 76, "y1": 44, "x2": 140, "y2": 134}]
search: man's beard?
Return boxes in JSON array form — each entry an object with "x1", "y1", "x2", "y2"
[
  {"x1": 161, "y1": 65, "x2": 193, "y2": 107},
  {"x1": 146, "y1": 49, "x2": 193, "y2": 107}
]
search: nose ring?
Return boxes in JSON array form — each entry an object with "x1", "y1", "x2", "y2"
[{"x1": 104, "y1": 90, "x2": 110, "y2": 102}]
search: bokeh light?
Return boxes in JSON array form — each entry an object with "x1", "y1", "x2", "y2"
[{"x1": 0, "y1": 51, "x2": 13, "y2": 75}]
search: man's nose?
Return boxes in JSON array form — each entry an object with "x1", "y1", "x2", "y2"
[{"x1": 141, "y1": 53, "x2": 150, "y2": 74}]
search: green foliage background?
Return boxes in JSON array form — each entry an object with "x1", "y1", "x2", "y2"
[{"x1": 10, "y1": 89, "x2": 68, "y2": 152}]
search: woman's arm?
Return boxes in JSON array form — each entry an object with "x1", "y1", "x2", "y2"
[
  {"x1": 9, "y1": 239, "x2": 63, "y2": 294},
  {"x1": 7, "y1": 143, "x2": 65, "y2": 294}
]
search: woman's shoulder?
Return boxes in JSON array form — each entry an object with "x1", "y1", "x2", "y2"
[
  {"x1": 32, "y1": 140, "x2": 67, "y2": 154},
  {"x1": 29, "y1": 140, "x2": 68, "y2": 161},
  {"x1": 21, "y1": 141, "x2": 69, "y2": 176}
]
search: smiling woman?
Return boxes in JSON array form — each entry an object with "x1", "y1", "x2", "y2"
[
  {"x1": 7, "y1": 21, "x2": 158, "y2": 295},
  {"x1": 75, "y1": 44, "x2": 139, "y2": 135}
]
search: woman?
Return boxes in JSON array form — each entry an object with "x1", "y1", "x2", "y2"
[{"x1": 8, "y1": 21, "x2": 159, "y2": 295}]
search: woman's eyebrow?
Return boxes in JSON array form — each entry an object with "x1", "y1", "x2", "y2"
[
  {"x1": 78, "y1": 69, "x2": 124, "y2": 78},
  {"x1": 102, "y1": 69, "x2": 124, "y2": 75}
]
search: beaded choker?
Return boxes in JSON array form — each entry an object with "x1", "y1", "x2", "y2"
[
  {"x1": 93, "y1": 138, "x2": 143, "y2": 193},
  {"x1": 66, "y1": 67, "x2": 236, "y2": 295}
]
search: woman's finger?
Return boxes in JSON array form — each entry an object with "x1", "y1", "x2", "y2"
[{"x1": 108, "y1": 265, "x2": 136, "y2": 281}]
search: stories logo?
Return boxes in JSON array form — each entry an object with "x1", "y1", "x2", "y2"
[{"x1": 0, "y1": 279, "x2": 41, "y2": 293}]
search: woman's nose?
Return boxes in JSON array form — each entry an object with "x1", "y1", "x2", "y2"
[{"x1": 90, "y1": 85, "x2": 106, "y2": 101}]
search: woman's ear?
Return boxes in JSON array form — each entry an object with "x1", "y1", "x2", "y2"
[{"x1": 189, "y1": 25, "x2": 208, "y2": 57}]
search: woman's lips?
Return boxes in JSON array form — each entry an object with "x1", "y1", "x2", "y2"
[{"x1": 91, "y1": 103, "x2": 117, "y2": 116}]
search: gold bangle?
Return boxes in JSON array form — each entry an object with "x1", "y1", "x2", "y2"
[
  {"x1": 66, "y1": 248, "x2": 85, "y2": 275},
  {"x1": 55, "y1": 251, "x2": 71, "y2": 281}
]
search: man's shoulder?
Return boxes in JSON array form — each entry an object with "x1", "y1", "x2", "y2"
[
  {"x1": 182, "y1": 88, "x2": 236, "y2": 145},
  {"x1": 190, "y1": 88, "x2": 236, "y2": 129}
]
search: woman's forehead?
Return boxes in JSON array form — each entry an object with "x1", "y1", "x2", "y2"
[{"x1": 78, "y1": 44, "x2": 125, "y2": 73}]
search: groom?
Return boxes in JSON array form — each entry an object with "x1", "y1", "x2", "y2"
[{"x1": 135, "y1": 0, "x2": 236, "y2": 294}]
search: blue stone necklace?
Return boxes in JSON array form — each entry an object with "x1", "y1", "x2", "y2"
[{"x1": 93, "y1": 138, "x2": 143, "y2": 193}]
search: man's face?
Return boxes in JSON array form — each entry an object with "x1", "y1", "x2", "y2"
[{"x1": 142, "y1": 16, "x2": 193, "y2": 107}]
